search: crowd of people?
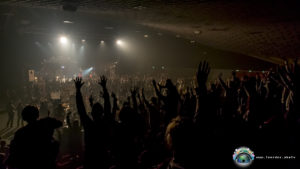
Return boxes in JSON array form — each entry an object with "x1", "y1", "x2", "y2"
[{"x1": 0, "y1": 60, "x2": 299, "y2": 169}]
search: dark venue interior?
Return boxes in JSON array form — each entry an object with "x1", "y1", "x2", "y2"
[{"x1": 0, "y1": 0, "x2": 299, "y2": 169}]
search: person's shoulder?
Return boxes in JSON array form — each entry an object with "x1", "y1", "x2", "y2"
[
  {"x1": 14, "y1": 125, "x2": 30, "y2": 137},
  {"x1": 39, "y1": 117, "x2": 63, "y2": 128}
]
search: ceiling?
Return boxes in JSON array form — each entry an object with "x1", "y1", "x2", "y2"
[{"x1": 0, "y1": 0, "x2": 300, "y2": 64}]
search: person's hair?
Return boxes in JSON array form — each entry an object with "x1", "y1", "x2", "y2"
[
  {"x1": 22, "y1": 105, "x2": 39, "y2": 122},
  {"x1": 165, "y1": 116, "x2": 195, "y2": 152},
  {"x1": 119, "y1": 106, "x2": 136, "y2": 124}
]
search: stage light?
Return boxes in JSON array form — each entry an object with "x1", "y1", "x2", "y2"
[
  {"x1": 82, "y1": 67, "x2": 94, "y2": 76},
  {"x1": 100, "y1": 40, "x2": 104, "y2": 44},
  {"x1": 60, "y1": 36, "x2": 68, "y2": 44},
  {"x1": 116, "y1": 40, "x2": 123, "y2": 46},
  {"x1": 82, "y1": 39, "x2": 86, "y2": 43}
]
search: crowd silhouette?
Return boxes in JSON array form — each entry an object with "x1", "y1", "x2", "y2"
[{"x1": 0, "y1": 60, "x2": 299, "y2": 169}]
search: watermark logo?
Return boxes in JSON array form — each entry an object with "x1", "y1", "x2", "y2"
[{"x1": 233, "y1": 147, "x2": 255, "y2": 168}]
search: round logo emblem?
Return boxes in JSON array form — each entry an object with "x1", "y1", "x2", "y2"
[{"x1": 233, "y1": 147, "x2": 255, "y2": 168}]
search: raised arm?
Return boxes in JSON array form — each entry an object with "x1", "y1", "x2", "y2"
[
  {"x1": 195, "y1": 61, "x2": 211, "y2": 121},
  {"x1": 218, "y1": 74, "x2": 229, "y2": 91},
  {"x1": 111, "y1": 92, "x2": 119, "y2": 119},
  {"x1": 196, "y1": 61, "x2": 210, "y2": 96},
  {"x1": 99, "y1": 75, "x2": 111, "y2": 116},
  {"x1": 74, "y1": 77, "x2": 91, "y2": 127},
  {"x1": 66, "y1": 111, "x2": 72, "y2": 128},
  {"x1": 141, "y1": 88, "x2": 150, "y2": 108},
  {"x1": 89, "y1": 95, "x2": 94, "y2": 109},
  {"x1": 152, "y1": 80, "x2": 166, "y2": 103},
  {"x1": 130, "y1": 87, "x2": 139, "y2": 112}
]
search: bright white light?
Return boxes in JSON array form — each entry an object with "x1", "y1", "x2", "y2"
[
  {"x1": 60, "y1": 36, "x2": 68, "y2": 44},
  {"x1": 100, "y1": 40, "x2": 104, "y2": 44},
  {"x1": 82, "y1": 39, "x2": 86, "y2": 43},
  {"x1": 116, "y1": 40, "x2": 123, "y2": 46},
  {"x1": 63, "y1": 20, "x2": 73, "y2": 24}
]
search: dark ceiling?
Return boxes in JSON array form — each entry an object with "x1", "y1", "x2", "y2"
[{"x1": 0, "y1": 0, "x2": 300, "y2": 64}]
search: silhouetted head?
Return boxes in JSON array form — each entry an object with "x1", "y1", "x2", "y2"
[
  {"x1": 91, "y1": 102, "x2": 103, "y2": 121},
  {"x1": 119, "y1": 106, "x2": 136, "y2": 124},
  {"x1": 166, "y1": 79, "x2": 174, "y2": 88},
  {"x1": 210, "y1": 83, "x2": 217, "y2": 91},
  {"x1": 22, "y1": 105, "x2": 39, "y2": 123},
  {"x1": 151, "y1": 97, "x2": 158, "y2": 105}
]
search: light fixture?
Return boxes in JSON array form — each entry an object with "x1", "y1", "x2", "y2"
[
  {"x1": 60, "y1": 36, "x2": 68, "y2": 44},
  {"x1": 63, "y1": 20, "x2": 73, "y2": 24},
  {"x1": 116, "y1": 40, "x2": 123, "y2": 45}
]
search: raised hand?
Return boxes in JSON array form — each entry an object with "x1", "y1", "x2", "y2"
[
  {"x1": 197, "y1": 61, "x2": 211, "y2": 87},
  {"x1": 98, "y1": 75, "x2": 107, "y2": 88},
  {"x1": 130, "y1": 87, "x2": 139, "y2": 97},
  {"x1": 74, "y1": 77, "x2": 84, "y2": 90}
]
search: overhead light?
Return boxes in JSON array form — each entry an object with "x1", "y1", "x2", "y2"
[
  {"x1": 82, "y1": 39, "x2": 86, "y2": 43},
  {"x1": 100, "y1": 40, "x2": 104, "y2": 44},
  {"x1": 144, "y1": 34, "x2": 149, "y2": 38},
  {"x1": 63, "y1": 20, "x2": 73, "y2": 24},
  {"x1": 116, "y1": 40, "x2": 123, "y2": 45},
  {"x1": 60, "y1": 36, "x2": 68, "y2": 44}
]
